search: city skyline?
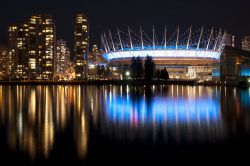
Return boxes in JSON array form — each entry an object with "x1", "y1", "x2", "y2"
[
  {"x1": 1, "y1": 0, "x2": 250, "y2": 51},
  {"x1": 0, "y1": 1, "x2": 250, "y2": 164}
]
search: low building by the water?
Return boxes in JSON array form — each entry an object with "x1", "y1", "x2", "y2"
[{"x1": 220, "y1": 46, "x2": 250, "y2": 85}]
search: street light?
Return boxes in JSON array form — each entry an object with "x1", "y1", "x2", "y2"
[{"x1": 126, "y1": 71, "x2": 130, "y2": 77}]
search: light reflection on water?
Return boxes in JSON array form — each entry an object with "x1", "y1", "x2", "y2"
[{"x1": 0, "y1": 85, "x2": 250, "y2": 160}]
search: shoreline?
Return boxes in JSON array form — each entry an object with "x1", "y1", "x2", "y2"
[{"x1": 0, "y1": 80, "x2": 248, "y2": 87}]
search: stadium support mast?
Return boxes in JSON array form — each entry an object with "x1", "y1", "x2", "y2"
[
  {"x1": 197, "y1": 26, "x2": 203, "y2": 50},
  {"x1": 109, "y1": 29, "x2": 116, "y2": 51},
  {"x1": 153, "y1": 26, "x2": 155, "y2": 50},
  {"x1": 218, "y1": 30, "x2": 227, "y2": 51},
  {"x1": 103, "y1": 32, "x2": 110, "y2": 52},
  {"x1": 164, "y1": 25, "x2": 167, "y2": 49},
  {"x1": 213, "y1": 28, "x2": 221, "y2": 50},
  {"x1": 186, "y1": 26, "x2": 192, "y2": 49},
  {"x1": 117, "y1": 27, "x2": 123, "y2": 51},
  {"x1": 101, "y1": 34, "x2": 108, "y2": 52},
  {"x1": 176, "y1": 26, "x2": 179, "y2": 50},
  {"x1": 128, "y1": 26, "x2": 133, "y2": 50},
  {"x1": 140, "y1": 26, "x2": 144, "y2": 49},
  {"x1": 206, "y1": 27, "x2": 214, "y2": 50}
]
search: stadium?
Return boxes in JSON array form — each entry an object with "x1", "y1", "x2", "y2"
[{"x1": 101, "y1": 26, "x2": 225, "y2": 80}]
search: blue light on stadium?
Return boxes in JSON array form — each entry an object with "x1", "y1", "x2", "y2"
[{"x1": 101, "y1": 26, "x2": 224, "y2": 62}]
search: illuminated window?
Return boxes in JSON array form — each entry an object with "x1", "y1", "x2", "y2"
[{"x1": 29, "y1": 58, "x2": 36, "y2": 69}]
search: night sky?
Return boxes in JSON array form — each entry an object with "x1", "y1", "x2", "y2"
[{"x1": 1, "y1": 0, "x2": 250, "y2": 50}]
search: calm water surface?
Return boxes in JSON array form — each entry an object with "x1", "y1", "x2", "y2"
[{"x1": 0, "y1": 85, "x2": 250, "y2": 164}]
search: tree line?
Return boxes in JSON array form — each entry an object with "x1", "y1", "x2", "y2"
[{"x1": 127, "y1": 55, "x2": 169, "y2": 81}]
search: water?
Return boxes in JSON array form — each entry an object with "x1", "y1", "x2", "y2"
[{"x1": 0, "y1": 85, "x2": 250, "y2": 164}]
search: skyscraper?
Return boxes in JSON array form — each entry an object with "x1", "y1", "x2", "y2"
[
  {"x1": 74, "y1": 14, "x2": 89, "y2": 80},
  {"x1": 8, "y1": 14, "x2": 56, "y2": 80},
  {"x1": 242, "y1": 36, "x2": 250, "y2": 51},
  {"x1": 0, "y1": 45, "x2": 9, "y2": 79},
  {"x1": 8, "y1": 24, "x2": 29, "y2": 79},
  {"x1": 28, "y1": 15, "x2": 56, "y2": 80},
  {"x1": 222, "y1": 34, "x2": 235, "y2": 47},
  {"x1": 55, "y1": 39, "x2": 71, "y2": 80}
]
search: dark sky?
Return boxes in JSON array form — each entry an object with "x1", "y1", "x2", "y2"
[{"x1": 1, "y1": 0, "x2": 250, "y2": 50}]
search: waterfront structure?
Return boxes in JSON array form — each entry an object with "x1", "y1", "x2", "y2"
[
  {"x1": 242, "y1": 36, "x2": 250, "y2": 51},
  {"x1": 220, "y1": 46, "x2": 250, "y2": 84},
  {"x1": 186, "y1": 66, "x2": 212, "y2": 80},
  {"x1": 74, "y1": 14, "x2": 89, "y2": 80},
  {"x1": 102, "y1": 26, "x2": 225, "y2": 80},
  {"x1": 8, "y1": 14, "x2": 56, "y2": 80},
  {"x1": 55, "y1": 39, "x2": 71, "y2": 80}
]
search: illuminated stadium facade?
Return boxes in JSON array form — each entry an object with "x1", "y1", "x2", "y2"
[{"x1": 101, "y1": 26, "x2": 226, "y2": 80}]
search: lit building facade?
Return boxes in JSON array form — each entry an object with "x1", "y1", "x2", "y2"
[
  {"x1": 0, "y1": 45, "x2": 9, "y2": 79},
  {"x1": 8, "y1": 15, "x2": 56, "y2": 80},
  {"x1": 186, "y1": 66, "x2": 212, "y2": 80},
  {"x1": 8, "y1": 24, "x2": 29, "y2": 79},
  {"x1": 222, "y1": 34, "x2": 235, "y2": 47},
  {"x1": 88, "y1": 45, "x2": 107, "y2": 79},
  {"x1": 220, "y1": 46, "x2": 250, "y2": 83},
  {"x1": 55, "y1": 39, "x2": 71, "y2": 80},
  {"x1": 242, "y1": 36, "x2": 250, "y2": 51},
  {"x1": 28, "y1": 15, "x2": 56, "y2": 80},
  {"x1": 74, "y1": 14, "x2": 89, "y2": 80}
]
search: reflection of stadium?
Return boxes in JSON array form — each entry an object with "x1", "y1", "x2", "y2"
[{"x1": 101, "y1": 27, "x2": 224, "y2": 80}]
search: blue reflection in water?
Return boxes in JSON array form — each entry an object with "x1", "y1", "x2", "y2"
[
  {"x1": 240, "y1": 89, "x2": 250, "y2": 108},
  {"x1": 107, "y1": 94, "x2": 220, "y2": 125}
]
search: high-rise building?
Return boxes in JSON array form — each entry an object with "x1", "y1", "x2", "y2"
[
  {"x1": 74, "y1": 14, "x2": 89, "y2": 80},
  {"x1": 28, "y1": 15, "x2": 56, "y2": 80},
  {"x1": 222, "y1": 34, "x2": 235, "y2": 47},
  {"x1": 55, "y1": 39, "x2": 71, "y2": 80},
  {"x1": 8, "y1": 14, "x2": 56, "y2": 80},
  {"x1": 242, "y1": 36, "x2": 250, "y2": 51},
  {"x1": 8, "y1": 24, "x2": 29, "y2": 79},
  {"x1": 220, "y1": 46, "x2": 250, "y2": 83},
  {"x1": 0, "y1": 45, "x2": 9, "y2": 79}
]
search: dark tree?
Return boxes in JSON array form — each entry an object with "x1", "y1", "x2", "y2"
[
  {"x1": 130, "y1": 56, "x2": 143, "y2": 80},
  {"x1": 155, "y1": 68, "x2": 161, "y2": 80},
  {"x1": 160, "y1": 67, "x2": 169, "y2": 80},
  {"x1": 144, "y1": 55, "x2": 155, "y2": 81},
  {"x1": 97, "y1": 65, "x2": 101, "y2": 76},
  {"x1": 135, "y1": 56, "x2": 143, "y2": 79},
  {"x1": 105, "y1": 66, "x2": 111, "y2": 76},
  {"x1": 96, "y1": 65, "x2": 106, "y2": 78},
  {"x1": 130, "y1": 57, "x2": 137, "y2": 79}
]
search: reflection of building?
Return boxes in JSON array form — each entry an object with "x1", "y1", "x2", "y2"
[
  {"x1": 55, "y1": 39, "x2": 71, "y2": 80},
  {"x1": 8, "y1": 15, "x2": 56, "y2": 80},
  {"x1": 0, "y1": 45, "x2": 9, "y2": 79},
  {"x1": 220, "y1": 46, "x2": 250, "y2": 83},
  {"x1": 74, "y1": 14, "x2": 89, "y2": 80},
  {"x1": 242, "y1": 36, "x2": 250, "y2": 51},
  {"x1": 100, "y1": 85, "x2": 225, "y2": 142}
]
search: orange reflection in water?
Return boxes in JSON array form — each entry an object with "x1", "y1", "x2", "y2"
[
  {"x1": 0, "y1": 85, "x2": 249, "y2": 160},
  {"x1": 0, "y1": 85, "x2": 92, "y2": 160}
]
